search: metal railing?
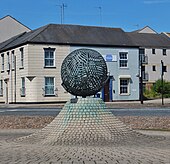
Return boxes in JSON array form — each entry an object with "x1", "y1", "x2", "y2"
[{"x1": 142, "y1": 72, "x2": 149, "y2": 81}]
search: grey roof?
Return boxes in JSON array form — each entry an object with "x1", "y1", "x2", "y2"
[
  {"x1": 127, "y1": 32, "x2": 170, "y2": 48},
  {"x1": 0, "y1": 24, "x2": 136, "y2": 52}
]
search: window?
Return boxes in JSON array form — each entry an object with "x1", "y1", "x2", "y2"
[
  {"x1": 1, "y1": 54, "x2": 4, "y2": 71},
  {"x1": 44, "y1": 77, "x2": 55, "y2": 95},
  {"x1": 44, "y1": 48, "x2": 55, "y2": 67},
  {"x1": 119, "y1": 52, "x2": 128, "y2": 68},
  {"x1": 120, "y1": 79, "x2": 129, "y2": 95},
  {"x1": 12, "y1": 51, "x2": 15, "y2": 70},
  {"x1": 163, "y1": 49, "x2": 167, "y2": 55},
  {"x1": 7, "y1": 52, "x2": 10, "y2": 71},
  {"x1": 152, "y1": 65, "x2": 156, "y2": 71},
  {"x1": 162, "y1": 65, "x2": 167, "y2": 73},
  {"x1": 0, "y1": 80, "x2": 3, "y2": 96},
  {"x1": 20, "y1": 48, "x2": 24, "y2": 68},
  {"x1": 20, "y1": 77, "x2": 25, "y2": 97},
  {"x1": 152, "y1": 49, "x2": 155, "y2": 54},
  {"x1": 139, "y1": 48, "x2": 145, "y2": 55}
]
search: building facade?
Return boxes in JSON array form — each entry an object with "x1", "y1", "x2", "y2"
[
  {"x1": 128, "y1": 26, "x2": 170, "y2": 90},
  {"x1": 0, "y1": 15, "x2": 30, "y2": 43},
  {"x1": 71, "y1": 46, "x2": 139, "y2": 101},
  {"x1": 0, "y1": 24, "x2": 140, "y2": 103}
]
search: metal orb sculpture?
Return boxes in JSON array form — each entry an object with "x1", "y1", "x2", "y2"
[{"x1": 61, "y1": 49, "x2": 108, "y2": 97}]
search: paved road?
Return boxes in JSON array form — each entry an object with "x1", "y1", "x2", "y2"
[
  {"x1": 0, "y1": 108, "x2": 170, "y2": 116},
  {"x1": 111, "y1": 108, "x2": 170, "y2": 116},
  {"x1": 0, "y1": 108, "x2": 61, "y2": 116}
]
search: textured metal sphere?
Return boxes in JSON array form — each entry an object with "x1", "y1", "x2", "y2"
[{"x1": 61, "y1": 49, "x2": 108, "y2": 97}]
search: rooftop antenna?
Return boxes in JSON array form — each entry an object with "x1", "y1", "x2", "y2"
[
  {"x1": 56, "y1": 4, "x2": 62, "y2": 24},
  {"x1": 134, "y1": 24, "x2": 139, "y2": 29},
  {"x1": 57, "y1": 3, "x2": 67, "y2": 24},
  {"x1": 96, "y1": 6, "x2": 102, "y2": 26},
  {"x1": 62, "y1": 3, "x2": 67, "y2": 24}
]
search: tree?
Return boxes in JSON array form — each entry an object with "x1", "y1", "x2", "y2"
[{"x1": 153, "y1": 79, "x2": 170, "y2": 97}]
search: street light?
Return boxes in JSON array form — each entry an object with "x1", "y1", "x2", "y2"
[{"x1": 161, "y1": 60, "x2": 167, "y2": 105}]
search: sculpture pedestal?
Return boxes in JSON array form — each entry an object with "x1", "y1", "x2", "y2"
[{"x1": 17, "y1": 98, "x2": 160, "y2": 146}]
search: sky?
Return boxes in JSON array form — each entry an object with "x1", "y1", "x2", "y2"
[{"x1": 0, "y1": 0, "x2": 170, "y2": 33}]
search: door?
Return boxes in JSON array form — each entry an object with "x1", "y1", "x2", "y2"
[
  {"x1": 103, "y1": 77, "x2": 113, "y2": 102},
  {"x1": 104, "y1": 80, "x2": 110, "y2": 102}
]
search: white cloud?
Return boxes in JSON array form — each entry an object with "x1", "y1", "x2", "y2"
[{"x1": 144, "y1": 0, "x2": 170, "y2": 4}]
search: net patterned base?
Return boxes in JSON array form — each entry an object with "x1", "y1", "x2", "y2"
[{"x1": 16, "y1": 98, "x2": 163, "y2": 146}]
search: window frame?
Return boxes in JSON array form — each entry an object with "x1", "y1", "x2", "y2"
[
  {"x1": 152, "y1": 65, "x2": 156, "y2": 71},
  {"x1": 20, "y1": 48, "x2": 24, "y2": 68},
  {"x1": 7, "y1": 52, "x2": 10, "y2": 71},
  {"x1": 20, "y1": 77, "x2": 26, "y2": 97},
  {"x1": 0, "y1": 80, "x2": 3, "y2": 96},
  {"x1": 163, "y1": 49, "x2": 167, "y2": 56},
  {"x1": 119, "y1": 78, "x2": 130, "y2": 95},
  {"x1": 1, "y1": 54, "x2": 4, "y2": 72},
  {"x1": 119, "y1": 52, "x2": 128, "y2": 68},
  {"x1": 44, "y1": 77, "x2": 55, "y2": 96},
  {"x1": 11, "y1": 51, "x2": 15, "y2": 70},
  {"x1": 44, "y1": 48, "x2": 56, "y2": 68}
]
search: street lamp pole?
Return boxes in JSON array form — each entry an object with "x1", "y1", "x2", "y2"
[
  {"x1": 161, "y1": 60, "x2": 164, "y2": 105},
  {"x1": 140, "y1": 54, "x2": 143, "y2": 104}
]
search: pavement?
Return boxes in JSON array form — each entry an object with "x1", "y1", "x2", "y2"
[
  {"x1": 0, "y1": 129, "x2": 170, "y2": 164},
  {"x1": 0, "y1": 98, "x2": 170, "y2": 163}
]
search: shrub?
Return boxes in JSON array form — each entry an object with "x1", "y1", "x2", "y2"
[
  {"x1": 144, "y1": 79, "x2": 170, "y2": 99},
  {"x1": 153, "y1": 79, "x2": 170, "y2": 95}
]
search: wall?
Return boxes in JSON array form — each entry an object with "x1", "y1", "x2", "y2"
[
  {"x1": 145, "y1": 48, "x2": 170, "y2": 83},
  {"x1": 0, "y1": 44, "x2": 71, "y2": 103},
  {"x1": 0, "y1": 44, "x2": 139, "y2": 103},
  {"x1": 71, "y1": 46, "x2": 139, "y2": 101},
  {"x1": 0, "y1": 16, "x2": 30, "y2": 43}
]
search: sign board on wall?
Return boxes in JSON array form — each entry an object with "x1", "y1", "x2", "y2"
[{"x1": 103, "y1": 54, "x2": 117, "y2": 62}]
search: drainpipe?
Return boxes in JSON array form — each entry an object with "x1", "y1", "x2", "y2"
[
  {"x1": 14, "y1": 55, "x2": 16, "y2": 103},
  {"x1": 11, "y1": 58, "x2": 13, "y2": 103}
]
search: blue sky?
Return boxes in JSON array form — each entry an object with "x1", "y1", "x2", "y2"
[{"x1": 0, "y1": 0, "x2": 170, "y2": 32}]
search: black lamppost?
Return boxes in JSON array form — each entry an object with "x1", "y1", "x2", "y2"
[
  {"x1": 161, "y1": 60, "x2": 166, "y2": 105},
  {"x1": 139, "y1": 54, "x2": 143, "y2": 104}
]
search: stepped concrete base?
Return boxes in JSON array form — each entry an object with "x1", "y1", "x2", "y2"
[{"x1": 16, "y1": 98, "x2": 163, "y2": 146}]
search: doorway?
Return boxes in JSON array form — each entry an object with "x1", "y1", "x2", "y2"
[{"x1": 102, "y1": 76, "x2": 113, "y2": 102}]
